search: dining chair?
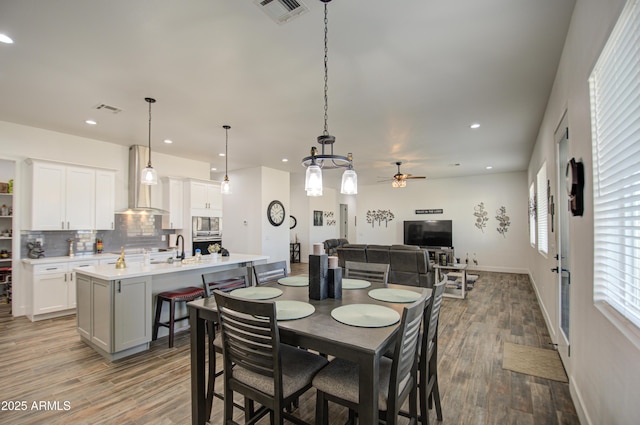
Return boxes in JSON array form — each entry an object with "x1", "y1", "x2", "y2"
[
  {"x1": 214, "y1": 290, "x2": 329, "y2": 425},
  {"x1": 345, "y1": 260, "x2": 390, "y2": 284},
  {"x1": 253, "y1": 260, "x2": 288, "y2": 286},
  {"x1": 201, "y1": 267, "x2": 252, "y2": 419},
  {"x1": 312, "y1": 290, "x2": 428, "y2": 425}
]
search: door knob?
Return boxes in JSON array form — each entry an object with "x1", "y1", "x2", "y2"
[{"x1": 551, "y1": 267, "x2": 559, "y2": 273}]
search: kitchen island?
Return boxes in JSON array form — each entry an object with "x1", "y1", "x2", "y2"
[{"x1": 75, "y1": 253, "x2": 268, "y2": 361}]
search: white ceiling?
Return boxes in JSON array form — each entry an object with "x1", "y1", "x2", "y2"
[{"x1": 0, "y1": 0, "x2": 576, "y2": 186}]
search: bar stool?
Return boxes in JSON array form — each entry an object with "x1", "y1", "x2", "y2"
[{"x1": 153, "y1": 286, "x2": 205, "y2": 347}]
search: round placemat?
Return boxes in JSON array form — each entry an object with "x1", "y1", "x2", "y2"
[
  {"x1": 275, "y1": 300, "x2": 315, "y2": 321},
  {"x1": 368, "y1": 288, "x2": 421, "y2": 303},
  {"x1": 342, "y1": 278, "x2": 371, "y2": 289},
  {"x1": 330, "y1": 304, "x2": 400, "y2": 328},
  {"x1": 277, "y1": 276, "x2": 309, "y2": 287},
  {"x1": 230, "y1": 286, "x2": 283, "y2": 300}
]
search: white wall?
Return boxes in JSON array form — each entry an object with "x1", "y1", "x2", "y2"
[
  {"x1": 527, "y1": 0, "x2": 639, "y2": 424},
  {"x1": 356, "y1": 172, "x2": 528, "y2": 272}
]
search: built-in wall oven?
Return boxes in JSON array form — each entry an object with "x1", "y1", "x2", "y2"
[{"x1": 192, "y1": 216, "x2": 221, "y2": 255}]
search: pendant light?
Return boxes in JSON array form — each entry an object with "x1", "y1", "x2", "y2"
[
  {"x1": 301, "y1": 0, "x2": 357, "y2": 196},
  {"x1": 140, "y1": 97, "x2": 158, "y2": 185},
  {"x1": 221, "y1": 125, "x2": 232, "y2": 194}
]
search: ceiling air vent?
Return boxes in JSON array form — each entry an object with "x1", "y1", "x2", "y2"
[
  {"x1": 254, "y1": 0, "x2": 308, "y2": 25},
  {"x1": 93, "y1": 103, "x2": 123, "y2": 114}
]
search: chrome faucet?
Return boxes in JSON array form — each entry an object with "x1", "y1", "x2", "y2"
[{"x1": 176, "y1": 234, "x2": 185, "y2": 260}]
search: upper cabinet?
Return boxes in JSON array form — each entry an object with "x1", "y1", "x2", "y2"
[
  {"x1": 162, "y1": 177, "x2": 184, "y2": 229},
  {"x1": 25, "y1": 159, "x2": 115, "y2": 231},
  {"x1": 187, "y1": 179, "x2": 221, "y2": 217}
]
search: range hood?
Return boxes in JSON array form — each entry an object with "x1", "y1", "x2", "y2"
[{"x1": 117, "y1": 145, "x2": 168, "y2": 215}]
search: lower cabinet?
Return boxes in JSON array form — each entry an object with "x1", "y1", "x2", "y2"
[{"x1": 76, "y1": 274, "x2": 152, "y2": 357}]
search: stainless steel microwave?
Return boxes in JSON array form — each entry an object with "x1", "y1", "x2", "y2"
[{"x1": 192, "y1": 216, "x2": 221, "y2": 238}]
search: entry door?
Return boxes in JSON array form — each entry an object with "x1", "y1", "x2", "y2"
[
  {"x1": 339, "y1": 204, "x2": 348, "y2": 239},
  {"x1": 555, "y1": 113, "x2": 571, "y2": 369}
]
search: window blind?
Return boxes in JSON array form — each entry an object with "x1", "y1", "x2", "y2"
[
  {"x1": 590, "y1": 0, "x2": 640, "y2": 329},
  {"x1": 537, "y1": 164, "x2": 548, "y2": 254}
]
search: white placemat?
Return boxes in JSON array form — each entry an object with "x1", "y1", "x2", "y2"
[
  {"x1": 342, "y1": 278, "x2": 371, "y2": 289},
  {"x1": 275, "y1": 300, "x2": 315, "y2": 321},
  {"x1": 331, "y1": 304, "x2": 400, "y2": 328},
  {"x1": 230, "y1": 286, "x2": 283, "y2": 300},
  {"x1": 277, "y1": 276, "x2": 309, "y2": 287},
  {"x1": 368, "y1": 288, "x2": 422, "y2": 303}
]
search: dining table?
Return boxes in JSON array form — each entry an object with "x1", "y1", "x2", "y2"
[{"x1": 188, "y1": 277, "x2": 432, "y2": 425}]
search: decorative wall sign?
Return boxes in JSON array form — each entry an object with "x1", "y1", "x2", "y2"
[
  {"x1": 473, "y1": 202, "x2": 489, "y2": 232},
  {"x1": 495, "y1": 206, "x2": 511, "y2": 237},
  {"x1": 313, "y1": 210, "x2": 323, "y2": 226},
  {"x1": 324, "y1": 211, "x2": 334, "y2": 218},
  {"x1": 415, "y1": 209, "x2": 443, "y2": 214},
  {"x1": 366, "y1": 209, "x2": 395, "y2": 228}
]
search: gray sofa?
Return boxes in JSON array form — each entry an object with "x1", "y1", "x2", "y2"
[
  {"x1": 337, "y1": 244, "x2": 435, "y2": 287},
  {"x1": 323, "y1": 238, "x2": 349, "y2": 256}
]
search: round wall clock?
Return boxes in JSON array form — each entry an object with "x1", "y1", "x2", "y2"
[
  {"x1": 267, "y1": 200, "x2": 286, "y2": 226},
  {"x1": 290, "y1": 215, "x2": 297, "y2": 229}
]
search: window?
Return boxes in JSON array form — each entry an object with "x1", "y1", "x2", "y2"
[
  {"x1": 590, "y1": 0, "x2": 640, "y2": 330},
  {"x1": 536, "y1": 164, "x2": 548, "y2": 255},
  {"x1": 529, "y1": 182, "x2": 536, "y2": 246}
]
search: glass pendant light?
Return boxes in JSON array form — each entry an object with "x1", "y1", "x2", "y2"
[
  {"x1": 221, "y1": 125, "x2": 232, "y2": 194},
  {"x1": 140, "y1": 97, "x2": 158, "y2": 185},
  {"x1": 305, "y1": 149, "x2": 323, "y2": 196},
  {"x1": 340, "y1": 157, "x2": 357, "y2": 194}
]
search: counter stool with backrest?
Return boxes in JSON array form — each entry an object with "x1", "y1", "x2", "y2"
[
  {"x1": 253, "y1": 260, "x2": 288, "y2": 286},
  {"x1": 152, "y1": 286, "x2": 205, "y2": 348}
]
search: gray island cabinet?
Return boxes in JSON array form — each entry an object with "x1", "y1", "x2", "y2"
[{"x1": 75, "y1": 253, "x2": 268, "y2": 361}]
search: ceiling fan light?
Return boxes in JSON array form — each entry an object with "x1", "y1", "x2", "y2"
[
  {"x1": 305, "y1": 164, "x2": 323, "y2": 196},
  {"x1": 392, "y1": 179, "x2": 406, "y2": 188},
  {"x1": 141, "y1": 165, "x2": 158, "y2": 185},
  {"x1": 340, "y1": 168, "x2": 357, "y2": 195}
]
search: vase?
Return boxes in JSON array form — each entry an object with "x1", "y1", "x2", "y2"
[{"x1": 212, "y1": 253, "x2": 219, "y2": 260}]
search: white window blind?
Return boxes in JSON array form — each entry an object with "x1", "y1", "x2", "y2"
[
  {"x1": 537, "y1": 164, "x2": 548, "y2": 254},
  {"x1": 590, "y1": 0, "x2": 640, "y2": 329},
  {"x1": 529, "y1": 182, "x2": 536, "y2": 246}
]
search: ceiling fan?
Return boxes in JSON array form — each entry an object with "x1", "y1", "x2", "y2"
[{"x1": 380, "y1": 161, "x2": 426, "y2": 188}]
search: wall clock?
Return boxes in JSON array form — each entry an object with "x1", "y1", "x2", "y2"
[
  {"x1": 290, "y1": 215, "x2": 297, "y2": 229},
  {"x1": 565, "y1": 157, "x2": 584, "y2": 216},
  {"x1": 267, "y1": 200, "x2": 285, "y2": 226}
]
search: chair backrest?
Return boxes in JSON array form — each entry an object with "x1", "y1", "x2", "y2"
[
  {"x1": 202, "y1": 267, "x2": 251, "y2": 297},
  {"x1": 387, "y1": 290, "x2": 428, "y2": 414},
  {"x1": 252, "y1": 261, "x2": 288, "y2": 286},
  {"x1": 345, "y1": 261, "x2": 390, "y2": 284},
  {"x1": 213, "y1": 291, "x2": 282, "y2": 398},
  {"x1": 424, "y1": 274, "x2": 447, "y2": 356}
]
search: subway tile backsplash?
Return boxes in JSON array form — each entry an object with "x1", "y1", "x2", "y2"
[{"x1": 21, "y1": 214, "x2": 174, "y2": 258}]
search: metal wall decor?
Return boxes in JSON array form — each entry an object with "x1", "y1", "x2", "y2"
[
  {"x1": 473, "y1": 202, "x2": 489, "y2": 232},
  {"x1": 366, "y1": 209, "x2": 394, "y2": 228},
  {"x1": 495, "y1": 206, "x2": 511, "y2": 237}
]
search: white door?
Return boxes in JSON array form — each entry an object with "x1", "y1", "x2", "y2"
[
  {"x1": 554, "y1": 112, "x2": 571, "y2": 369},
  {"x1": 339, "y1": 204, "x2": 348, "y2": 239}
]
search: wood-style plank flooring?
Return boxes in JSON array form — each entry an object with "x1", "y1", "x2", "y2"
[{"x1": 0, "y1": 266, "x2": 579, "y2": 424}]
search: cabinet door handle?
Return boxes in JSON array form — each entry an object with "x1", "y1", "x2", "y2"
[
  {"x1": 111, "y1": 222, "x2": 114, "y2": 229},
  {"x1": 46, "y1": 267, "x2": 57, "y2": 271},
  {"x1": 61, "y1": 221, "x2": 65, "y2": 229},
  {"x1": 67, "y1": 221, "x2": 70, "y2": 229},
  {"x1": 64, "y1": 273, "x2": 67, "y2": 282},
  {"x1": 117, "y1": 280, "x2": 121, "y2": 293}
]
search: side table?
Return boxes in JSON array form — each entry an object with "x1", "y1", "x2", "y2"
[
  {"x1": 434, "y1": 263, "x2": 468, "y2": 299},
  {"x1": 290, "y1": 242, "x2": 301, "y2": 263}
]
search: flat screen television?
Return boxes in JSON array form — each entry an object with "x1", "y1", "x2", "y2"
[{"x1": 403, "y1": 220, "x2": 453, "y2": 248}]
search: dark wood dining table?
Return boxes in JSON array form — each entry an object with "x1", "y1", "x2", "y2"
[{"x1": 188, "y1": 280, "x2": 431, "y2": 425}]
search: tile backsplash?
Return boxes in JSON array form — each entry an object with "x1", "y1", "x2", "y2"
[{"x1": 21, "y1": 214, "x2": 174, "y2": 258}]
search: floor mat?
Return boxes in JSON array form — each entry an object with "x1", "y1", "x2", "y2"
[{"x1": 502, "y1": 342, "x2": 568, "y2": 383}]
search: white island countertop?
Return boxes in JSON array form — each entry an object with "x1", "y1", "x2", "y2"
[{"x1": 74, "y1": 253, "x2": 269, "y2": 280}]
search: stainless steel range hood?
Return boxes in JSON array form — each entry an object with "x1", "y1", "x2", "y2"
[{"x1": 117, "y1": 145, "x2": 168, "y2": 215}]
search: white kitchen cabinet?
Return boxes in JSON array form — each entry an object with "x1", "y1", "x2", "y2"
[
  {"x1": 25, "y1": 159, "x2": 115, "y2": 231},
  {"x1": 95, "y1": 169, "x2": 116, "y2": 230},
  {"x1": 162, "y1": 177, "x2": 184, "y2": 229},
  {"x1": 188, "y1": 179, "x2": 221, "y2": 215}
]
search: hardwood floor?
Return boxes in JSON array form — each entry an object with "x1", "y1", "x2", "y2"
[{"x1": 0, "y1": 266, "x2": 579, "y2": 424}]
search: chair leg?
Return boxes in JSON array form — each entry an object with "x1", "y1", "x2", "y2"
[
  {"x1": 152, "y1": 296, "x2": 163, "y2": 341},
  {"x1": 205, "y1": 322, "x2": 216, "y2": 419},
  {"x1": 433, "y1": 376, "x2": 442, "y2": 421},
  {"x1": 168, "y1": 299, "x2": 176, "y2": 348},
  {"x1": 315, "y1": 390, "x2": 329, "y2": 425}
]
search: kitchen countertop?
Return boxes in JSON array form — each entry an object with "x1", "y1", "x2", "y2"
[
  {"x1": 21, "y1": 249, "x2": 176, "y2": 265},
  {"x1": 73, "y1": 253, "x2": 269, "y2": 280}
]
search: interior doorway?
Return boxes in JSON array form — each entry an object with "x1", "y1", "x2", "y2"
[
  {"x1": 339, "y1": 204, "x2": 348, "y2": 239},
  {"x1": 555, "y1": 111, "x2": 571, "y2": 370}
]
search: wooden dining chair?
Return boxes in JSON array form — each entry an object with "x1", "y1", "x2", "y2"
[
  {"x1": 200, "y1": 267, "x2": 252, "y2": 419},
  {"x1": 345, "y1": 260, "x2": 390, "y2": 284},
  {"x1": 312, "y1": 290, "x2": 429, "y2": 425},
  {"x1": 253, "y1": 260, "x2": 288, "y2": 286},
  {"x1": 214, "y1": 290, "x2": 329, "y2": 425}
]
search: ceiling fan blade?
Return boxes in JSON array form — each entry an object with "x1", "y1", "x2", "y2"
[{"x1": 405, "y1": 176, "x2": 426, "y2": 179}]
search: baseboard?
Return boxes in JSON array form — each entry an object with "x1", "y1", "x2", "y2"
[
  {"x1": 571, "y1": 377, "x2": 592, "y2": 425},
  {"x1": 466, "y1": 265, "x2": 528, "y2": 274},
  {"x1": 528, "y1": 271, "x2": 556, "y2": 341}
]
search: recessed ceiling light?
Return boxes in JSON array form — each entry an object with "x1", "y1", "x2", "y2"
[
  {"x1": 163, "y1": 139, "x2": 173, "y2": 144},
  {"x1": 486, "y1": 166, "x2": 493, "y2": 170},
  {"x1": 85, "y1": 119, "x2": 97, "y2": 125},
  {"x1": 219, "y1": 153, "x2": 225, "y2": 157},
  {"x1": 282, "y1": 158, "x2": 289, "y2": 162},
  {"x1": 210, "y1": 167, "x2": 217, "y2": 171},
  {"x1": 0, "y1": 34, "x2": 14, "y2": 44},
  {"x1": 470, "y1": 123, "x2": 481, "y2": 129}
]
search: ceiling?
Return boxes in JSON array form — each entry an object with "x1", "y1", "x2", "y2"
[{"x1": 0, "y1": 0, "x2": 576, "y2": 187}]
